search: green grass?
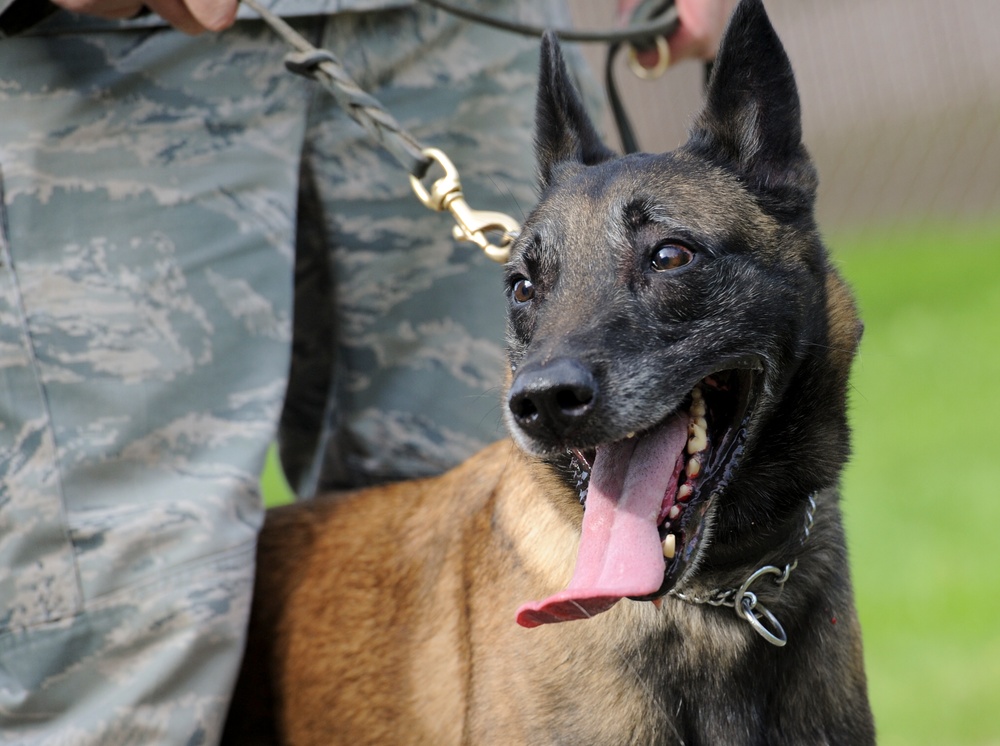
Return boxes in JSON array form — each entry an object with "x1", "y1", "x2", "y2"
[
  {"x1": 832, "y1": 219, "x2": 1000, "y2": 746},
  {"x1": 259, "y1": 218, "x2": 1000, "y2": 744},
  {"x1": 261, "y1": 443, "x2": 295, "y2": 508}
]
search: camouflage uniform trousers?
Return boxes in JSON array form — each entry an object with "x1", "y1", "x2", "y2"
[{"x1": 0, "y1": 2, "x2": 593, "y2": 743}]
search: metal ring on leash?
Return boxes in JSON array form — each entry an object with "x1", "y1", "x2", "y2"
[
  {"x1": 738, "y1": 597, "x2": 787, "y2": 647},
  {"x1": 244, "y1": 0, "x2": 518, "y2": 262},
  {"x1": 734, "y1": 565, "x2": 788, "y2": 647},
  {"x1": 626, "y1": 35, "x2": 670, "y2": 80}
]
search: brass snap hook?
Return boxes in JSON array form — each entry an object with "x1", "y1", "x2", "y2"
[{"x1": 410, "y1": 148, "x2": 519, "y2": 263}]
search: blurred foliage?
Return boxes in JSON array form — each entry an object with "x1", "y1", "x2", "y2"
[
  {"x1": 261, "y1": 443, "x2": 294, "y2": 508},
  {"x1": 834, "y1": 219, "x2": 1000, "y2": 746}
]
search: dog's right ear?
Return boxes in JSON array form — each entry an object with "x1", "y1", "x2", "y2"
[{"x1": 534, "y1": 32, "x2": 615, "y2": 190}]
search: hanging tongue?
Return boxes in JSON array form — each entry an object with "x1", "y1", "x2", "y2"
[{"x1": 516, "y1": 415, "x2": 689, "y2": 628}]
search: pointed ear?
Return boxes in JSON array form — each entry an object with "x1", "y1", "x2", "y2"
[
  {"x1": 686, "y1": 0, "x2": 817, "y2": 209},
  {"x1": 534, "y1": 32, "x2": 615, "y2": 190}
]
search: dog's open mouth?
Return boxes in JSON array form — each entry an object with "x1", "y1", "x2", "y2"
[{"x1": 516, "y1": 366, "x2": 759, "y2": 627}]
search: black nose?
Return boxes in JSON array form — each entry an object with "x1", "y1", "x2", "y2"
[{"x1": 508, "y1": 358, "x2": 598, "y2": 439}]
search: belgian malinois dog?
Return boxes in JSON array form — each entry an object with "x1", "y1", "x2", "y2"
[{"x1": 223, "y1": 1, "x2": 875, "y2": 743}]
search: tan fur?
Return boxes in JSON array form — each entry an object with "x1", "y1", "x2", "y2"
[
  {"x1": 229, "y1": 440, "x2": 749, "y2": 744},
  {"x1": 825, "y1": 269, "x2": 864, "y2": 374}
]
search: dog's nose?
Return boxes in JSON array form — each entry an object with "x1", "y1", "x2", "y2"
[{"x1": 508, "y1": 358, "x2": 598, "y2": 438}]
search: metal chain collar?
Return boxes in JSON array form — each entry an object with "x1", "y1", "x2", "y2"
[{"x1": 668, "y1": 494, "x2": 818, "y2": 647}]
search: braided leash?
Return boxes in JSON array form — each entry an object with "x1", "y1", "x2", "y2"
[
  {"x1": 242, "y1": 0, "x2": 519, "y2": 262},
  {"x1": 243, "y1": 0, "x2": 428, "y2": 177}
]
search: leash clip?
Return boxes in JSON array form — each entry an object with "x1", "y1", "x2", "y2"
[{"x1": 410, "y1": 148, "x2": 519, "y2": 263}]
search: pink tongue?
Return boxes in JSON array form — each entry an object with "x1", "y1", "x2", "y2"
[{"x1": 516, "y1": 416, "x2": 689, "y2": 628}]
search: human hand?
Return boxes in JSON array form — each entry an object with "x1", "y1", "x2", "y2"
[
  {"x1": 50, "y1": 0, "x2": 238, "y2": 34},
  {"x1": 618, "y1": 0, "x2": 737, "y2": 70}
]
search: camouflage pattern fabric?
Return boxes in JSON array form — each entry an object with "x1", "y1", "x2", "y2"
[{"x1": 0, "y1": 2, "x2": 594, "y2": 743}]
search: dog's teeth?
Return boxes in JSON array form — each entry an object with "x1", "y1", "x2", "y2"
[
  {"x1": 651, "y1": 597, "x2": 664, "y2": 609},
  {"x1": 626, "y1": 432, "x2": 636, "y2": 439},
  {"x1": 668, "y1": 504, "x2": 682, "y2": 520},
  {"x1": 687, "y1": 435, "x2": 707, "y2": 454},
  {"x1": 686, "y1": 456, "x2": 702, "y2": 478},
  {"x1": 687, "y1": 422, "x2": 707, "y2": 454},
  {"x1": 678, "y1": 484, "x2": 693, "y2": 502},
  {"x1": 690, "y1": 386, "x2": 707, "y2": 419},
  {"x1": 662, "y1": 534, "x2": 676, "y2": 559}
]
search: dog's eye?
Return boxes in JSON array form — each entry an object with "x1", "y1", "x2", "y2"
[
  {"x1": 651, "y1": 243, "x2": 694, "y2": 272},
  {"x1": 511, "y1": 277, "x2": 535, "y2": 304}
]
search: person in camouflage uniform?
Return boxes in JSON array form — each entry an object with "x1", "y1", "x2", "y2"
[{"x1": 0, "y1": 1, "x2": 598, "y2": 742}]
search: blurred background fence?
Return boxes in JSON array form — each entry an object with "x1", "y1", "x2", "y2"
[{"x1": 570, "y1": 0, "x2": 1000, "y2": 233}]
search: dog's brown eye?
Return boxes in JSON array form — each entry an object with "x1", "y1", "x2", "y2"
[
  {"x1": 512, "y1": 277, "x2": 535, "y2": 303},
  {"x1": 651, "y1": 243, "x2": 694, "y2": 272}
]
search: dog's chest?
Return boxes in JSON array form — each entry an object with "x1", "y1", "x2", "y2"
[{"x1": 472, "y1": 602, "x2": 754, "y2": 745}]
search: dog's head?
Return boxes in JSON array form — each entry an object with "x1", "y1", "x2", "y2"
[{"x1": 508, "y1": 0, "x2": 862, "y2": 627}]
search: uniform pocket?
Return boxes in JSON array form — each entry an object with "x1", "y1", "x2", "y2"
[{"x1": 0, "y1": 166, "x2": 83, "y2": 632}]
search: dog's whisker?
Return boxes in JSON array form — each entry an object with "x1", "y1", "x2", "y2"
[{"x1": 486, "y1": 174, "x2": 528, "y2": 223}]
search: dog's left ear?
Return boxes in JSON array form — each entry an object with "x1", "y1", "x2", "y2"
[
  {"x1": 686, "y1": 0, "x2": 817, "y2": 209},
  {"x1": 534, "y1": 31, "x2": 615, "y2": 190}
]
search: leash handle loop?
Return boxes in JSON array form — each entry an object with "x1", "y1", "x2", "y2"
[{"x1": 410, "y1": 148, "x2": 519, "y2": 264}]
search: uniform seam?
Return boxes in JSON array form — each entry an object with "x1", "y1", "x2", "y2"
[{"x1": 86, "y1": 538, "x2": 257, "y2": 609}]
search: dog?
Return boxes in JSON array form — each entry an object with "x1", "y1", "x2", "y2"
[{"x1": 223, "y1": 1, "x2": 875, "y2": 743}]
